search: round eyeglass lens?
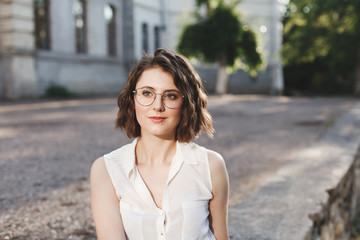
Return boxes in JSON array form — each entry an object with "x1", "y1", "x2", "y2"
[
  {"x1": 136, "y1": 88, "x2": 155, "y2": 106},
  {"x1": 163, "y1": 91, "x2": 183, "y2": 108}
]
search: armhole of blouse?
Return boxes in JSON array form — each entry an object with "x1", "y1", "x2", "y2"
[
  {"x1": 103, "y1": 154, "x2": 121, "y2": 200},
  {"x1": 203, "y1": 147, "x2": 213, "y2": 194}
]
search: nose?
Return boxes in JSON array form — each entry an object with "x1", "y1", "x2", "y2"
[{"x1": 153, "y1": 93, "x2": 165, "y2": 111}]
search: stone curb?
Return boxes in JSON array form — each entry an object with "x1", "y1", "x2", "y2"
[{"x1": 228, "y1": 102, "x2": 360, "y2": 240}]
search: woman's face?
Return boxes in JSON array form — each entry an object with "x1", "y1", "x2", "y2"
[{"x1": 134, "y1": 67, "x2": 182, "y2": 140}]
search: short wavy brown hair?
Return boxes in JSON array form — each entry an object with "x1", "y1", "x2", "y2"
[{"x1": 115, "y1": 48, "x2": 213, "y2": 143}]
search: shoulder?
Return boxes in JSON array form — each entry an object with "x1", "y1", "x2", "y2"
[
  {"x1": 90, "y1": 156, "x2": 120, "y2": 196},
  {"x1": 206, "y1": 149, "x2": 229, "y2": 192},
  {"x1": 104, "y1": 140, "x2": 135, "y2": 163},
  {"x1": 186, "y1": 142, "x2": 225, "y2": 169},
  {"x1": 207, "y1": 149, "x2": 226, "y2": 172},
  {"x1": 90, "y1": 157, "x2": 108, "y2": 181}
]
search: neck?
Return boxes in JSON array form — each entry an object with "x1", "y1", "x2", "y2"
[{"x1": 136, "y1": 135, "x2": 177, "y2": 166}]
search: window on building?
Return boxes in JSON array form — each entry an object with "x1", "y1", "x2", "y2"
[
  {"x1": 73, "y1": 0, "x2": 87, "y2": 53},
  {"x1": 104, "y1": 4, "x2": 116, "y2": 57},
  {"x1": 142, "y1": 23, "x2": 149, "y2": 53},
  {"x1": 154, "y1": 26, "x2": 160, "y2": 50},
  {"x1": 34, "y1": 0, "x2": 51, "y2": 50}
]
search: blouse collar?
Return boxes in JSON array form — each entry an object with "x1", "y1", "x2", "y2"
[{"x1": 123, "y1": 138, "x2": 199, "y2": 180}]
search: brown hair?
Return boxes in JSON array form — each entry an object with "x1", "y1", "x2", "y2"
[{"x1": 115, "y1": 48, "x2": 213, "y2": 143}]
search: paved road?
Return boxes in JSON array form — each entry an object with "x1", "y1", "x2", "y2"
[{"x1": 0, "y1": 95, "x2": 356, "y2": 238}]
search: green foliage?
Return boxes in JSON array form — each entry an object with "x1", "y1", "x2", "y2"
[
  {"x1": 44, "y1": 84, "x2": 73, "y2": 98},
  {"x1": 177, "y1": 1, "x2": 262, "y2": 73},
  {"x1": 282, "y1": 0, "x2": 360, "y2": 95}
]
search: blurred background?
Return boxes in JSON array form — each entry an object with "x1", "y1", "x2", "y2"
[
  {"x1": 0, "y1": 0, "x2": 285, "y2": 99},
  {"x1": 1, "y1": 0, "x2": 360, "y2": 239},
  {"x1": 1, "y1": 0, "x2": 359, "y2": 99}
]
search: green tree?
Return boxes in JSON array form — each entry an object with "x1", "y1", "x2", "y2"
[
  {"x1": 177, "y1": 0, "x2": 262, "y2": 94},
  {"x1": 282, "y1": 0, "x2": 360, "y2": 95}
]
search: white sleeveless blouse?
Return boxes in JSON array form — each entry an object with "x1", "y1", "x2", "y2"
[{"x1": 104, "y1": 138, "x2": 216, "y2": 240}]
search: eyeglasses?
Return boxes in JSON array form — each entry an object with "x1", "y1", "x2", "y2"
[{"x1": 133, "y1": 87, "x2": 184, "y2": 109}]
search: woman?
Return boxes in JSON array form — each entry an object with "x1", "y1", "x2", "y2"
[{"x1": 90, "y1": 48, "x2": 229, "y2": 240}]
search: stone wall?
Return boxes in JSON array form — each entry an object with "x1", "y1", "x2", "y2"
[
  {"x1": 0, "y1": 0, "x2": 129, "y2": 99},
  {"x1": 306, "y1": 146, "x2": 360, "y2": 240},
  {"x1": 36, "y1": 0, "x2": 128, "y2": 96},
  {"x1": 0, "y1": 0, "x2": 37, "y2": 99}
]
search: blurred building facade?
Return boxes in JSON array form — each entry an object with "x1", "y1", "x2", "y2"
[{"x1": 0, "y1": 0, "x2": 283, "y2": 99}]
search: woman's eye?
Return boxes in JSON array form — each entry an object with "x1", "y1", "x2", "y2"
[
  {"x1": 142, "y1": 90, "x2": 153, "y2": 96},
  {"x1": 165, "y1": 93, "x2": 179, "y2": 100}
]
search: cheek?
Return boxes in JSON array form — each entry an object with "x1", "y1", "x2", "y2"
[
  {"x1": 171, "y1": 109, "x2": 182, "y2": 123},
  {"x1": 134, "y1": 103, "x2": 146, "y2": 120}
]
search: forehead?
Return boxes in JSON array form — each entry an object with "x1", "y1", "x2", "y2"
[{"x1": 136, "y1": 67, "x2": 178, "y2": 90}]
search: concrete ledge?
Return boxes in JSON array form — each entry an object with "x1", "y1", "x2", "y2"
[
  {"x1": 229, "y1": 102, "x2": 360, "y2": 239},
  {"x1": 305, "y1": 147, "x2": 360, "y2": 239}
]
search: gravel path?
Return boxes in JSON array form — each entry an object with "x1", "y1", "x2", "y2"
[{"x1": 0, "y1": 95, "x2": 356, "y2": 239}]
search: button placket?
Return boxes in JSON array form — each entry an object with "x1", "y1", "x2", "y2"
[
  {"x1": 157, "y1": 210, "x2": 166, "y2": 239},
  {"x1": 159, "y1": 186, "x2": 168, "y2": 239},
  {"x1": 158, "y1": 153, "x2": 174, "y2": 240}
]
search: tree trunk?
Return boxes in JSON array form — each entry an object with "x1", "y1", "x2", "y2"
[
  {"x1": 215, "y1": 54, "x2": 229, "y2": 95},
  {"x1": 355, "y1": 34, "x2": 360, "y2": 96},
  {"x1": 355, "y1": 66, "x2": 360, "y2": 97}
]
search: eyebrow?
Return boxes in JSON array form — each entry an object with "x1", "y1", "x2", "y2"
[{"x1": 138, "y1": 86, "x2": 180, "y2": 92}]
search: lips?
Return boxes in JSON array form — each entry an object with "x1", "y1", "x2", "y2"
[{"x1": 149, "y1": 116, "x2": 167, "y2": 123}]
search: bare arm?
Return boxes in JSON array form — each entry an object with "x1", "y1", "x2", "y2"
[
  {"x1": 208, "y1": 150, "x2": 230, "y2": 240},
  {"x1": 90, "y1": 157, "x2": 126, "y2": 240}
]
